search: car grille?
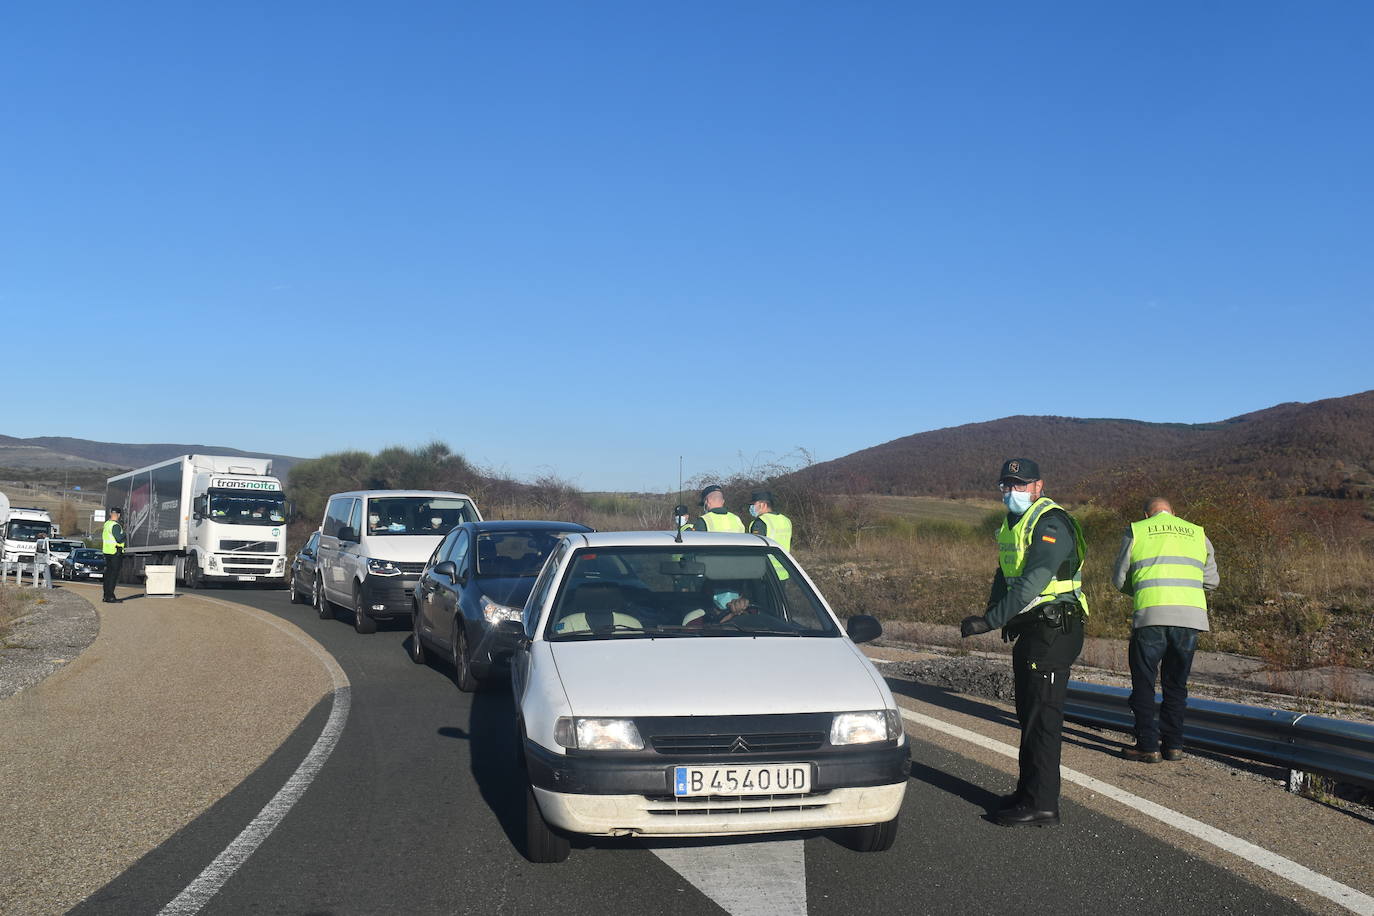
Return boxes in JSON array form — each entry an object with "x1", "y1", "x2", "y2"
[
  {"x1": 220, "y1": 540, "x2": 278, "y2": 553},
  {"x1": 650, "y1": 732, "x2": 826, "y2": 756},
  {"x1": 642, "y1": 791, "x2": 833, "y2": 816},
  {"x1": 396, "y1": 562, "x2": 425, "y2": 575}
]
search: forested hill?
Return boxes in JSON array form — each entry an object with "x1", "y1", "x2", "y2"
[{"x1": 789, "y1": 390, "x2": 1374, "y2": 500}]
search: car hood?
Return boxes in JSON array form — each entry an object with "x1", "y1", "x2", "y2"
[
  {"x1": 475, "y1": 577, "x2": 536, "y2": 607},
  {"x1": 548, "y1": 637, "x2": 886, "y2": 717},
  {"x1": 362, "y1": 536, "x2": 443, "y2": 564}
]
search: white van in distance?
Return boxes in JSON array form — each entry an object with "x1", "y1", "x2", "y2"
[{"x1": 315, "y1": 490, "x2": 482, "y2": 633}]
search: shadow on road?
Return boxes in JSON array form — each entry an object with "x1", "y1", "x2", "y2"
[{"x1": 435, "y1": 672, "x2": 529, "y2": 855}]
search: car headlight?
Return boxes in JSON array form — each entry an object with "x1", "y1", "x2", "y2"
[
  {"x1": 830, "y1": 710, "x2": 901, "y2": 745},
  {"x1": 366, "y1": 558, "x2": 403, "y2": 576},
  {"x1": 554, "y1": 717, "x2": 644, "y2": 751},
  {"x1": 480, "y1": 594, "x2": 523, "y2": 624}
]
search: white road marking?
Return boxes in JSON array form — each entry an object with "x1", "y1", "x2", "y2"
[
  {"x1": 901, "y1": 708, "x2": 1374, "y2": 916},
  {"x1": 650, "y1": 838, "x2": 808, "y2": 916},
  {"x1": 158, "y1": 598, "x2": 351, "y2": 916}
]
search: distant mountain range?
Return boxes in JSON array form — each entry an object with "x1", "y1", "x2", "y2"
[
  {"x1": 789, "y1": 390, "x2": 1374, "y2": 500},
  {"x1": 0, "y1": 435, "x2": 302, "y2": 477}
]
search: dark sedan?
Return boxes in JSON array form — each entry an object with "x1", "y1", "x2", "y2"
[
  {"x1": 61, "y1": 548, "x2": 106, "y2": 580},
  {"x1": 410, "y1": 520, "x2": 592, "y2": 690},
  {"x1": 288, "y1": 530, "x2": 322, "y2": 607}
]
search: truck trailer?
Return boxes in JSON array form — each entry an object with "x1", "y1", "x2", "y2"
[
  {"x1": 0, "y1": 493, "x2": 55, "y2": 566},
  {"x1": 105, "y1": 455, "x2": 288, "y2": 587}
]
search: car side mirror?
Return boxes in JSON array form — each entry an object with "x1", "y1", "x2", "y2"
[
  {"x1": 845, "y1": 614, "x2": 882, "y2": 644},
  {"x1": 435, "y1": 560, "x2": 457, "y2": 580},
  {"x1": 338, "y1": 526, "x2": 357, "y2": 543},
  {"x1": 496, "y1": 619, "x2": 529, "y2": 647}
]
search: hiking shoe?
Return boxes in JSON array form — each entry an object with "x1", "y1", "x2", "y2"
[
  {"x1": 1122, "y1": 745, "x2": 1162, "y2": 763},
  {"x1": 1161, "y1": 747, "x2": 1185, "y2": 761}
]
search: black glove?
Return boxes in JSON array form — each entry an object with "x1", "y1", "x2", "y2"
[{"x1": 960, "y1": 615, "x2": 993, "y2": 638}]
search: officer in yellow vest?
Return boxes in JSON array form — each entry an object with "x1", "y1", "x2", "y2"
[
  {"x1": 1112, "y1": 497, "x2": 1219, "y2": 763},
  {"x1": 101, "y1": 506, "x2": 126, "y2": 603},
  {"x1": 684, "y1": 485, "x2": 746, "y2": 533},
  {"x1": 960, "y1": 458, "x2": 1087, "y2": 827},
  {"x1": 747, "y1": 489, "x2": 793, "y2": 580}
]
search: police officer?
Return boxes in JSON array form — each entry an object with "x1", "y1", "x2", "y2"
[
  {"x1": 960, "y1": 458, "x2": 1088, "y2": 827},
  {"x1": 684, "y1": 485, "x2": 746, "y2": 533},
  {"x1": 1112, "y1": 497, "x2": 1219, "y2": 762},
  {"x1": 747, "y1": 489, "x2": 793, "y2": 579},
  {"x1": 101, "y1": 506, "x2": 126, "y2": 603}
]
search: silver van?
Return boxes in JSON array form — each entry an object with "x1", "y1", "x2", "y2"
[{"x1": 315, "y1": 490, "x2": 482, "y2": 633}]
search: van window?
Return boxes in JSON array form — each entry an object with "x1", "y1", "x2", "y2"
[
  {"x1": 323, "y1": 498, "x2": 352, "y2": 538},
  {"x1": 346, "y1": 499, "x2": 362, "y2": 538},
  {"x1": 362, "y1": 497, "x2": 476, "y2": 536}
]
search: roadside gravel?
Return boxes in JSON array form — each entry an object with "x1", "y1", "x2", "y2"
[{"x1": 0, "y1": 585, "x2": 100, "y2": 700}]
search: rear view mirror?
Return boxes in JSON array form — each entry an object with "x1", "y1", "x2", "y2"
[
  {"x1": 845, "y1": 615, "x2": 882, "y2": 644},
  {"x1": 660, "y1": 560, "x2": 705, "y2": 576},
  {"x1": 338, "y1": 526, "x2": 357, "y2": 543},
  {"x1": 435, "y1": 561, "x2": 458, "y2": 579}
]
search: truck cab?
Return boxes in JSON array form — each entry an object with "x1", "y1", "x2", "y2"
[{"x1": 183, "y1": 471, "x2": 289, "y2": 585}]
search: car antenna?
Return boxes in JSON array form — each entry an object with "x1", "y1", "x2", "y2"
[{"x1": 673, "y1": 455, "x2": 685, "y2": 544}]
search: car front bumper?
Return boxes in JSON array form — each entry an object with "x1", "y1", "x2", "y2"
[{"x1": 360, "y1": 576, "x2": 418, "y2": 618}]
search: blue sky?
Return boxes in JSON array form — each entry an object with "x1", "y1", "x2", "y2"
[{"x1": 2, "y1": 2, "x2": 1370, "y2": 491}]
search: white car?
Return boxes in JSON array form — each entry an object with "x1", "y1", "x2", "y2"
[{"x1": 504, "y1": 530, "x2": 909, "y2": 863}]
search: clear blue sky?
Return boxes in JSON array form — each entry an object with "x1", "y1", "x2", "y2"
[{"x1": 3, "y1": 2, "x2": 1370, "y2": 492}]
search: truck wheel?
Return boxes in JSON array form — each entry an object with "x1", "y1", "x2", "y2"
[
  {"x1": 451, "y1": 621, "x2": 479, "y2": 692},
  {"x1": 184, "y1": 558, "x2": 200, "y2": 590},
  {"x1": 833, "y1": 815, "x2": 899, "y2": 852},
  {"x1": 315, "y1": 576, "x2": 333, "y2": 620},
  {"x1": 524, "y1": 783, "x2": 570, "y2": 863},
  {"x1": 353, "y1": 588, "x2": 377, "y2": 635}
]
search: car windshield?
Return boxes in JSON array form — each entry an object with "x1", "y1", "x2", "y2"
[
  {"x1": 73, "y1": 549, "x2": 102, "y2": 560},
  {"x1": 7, "y1": 520, "x2": 52, "y2": 540},
  {"x1": 365, "y1": 497, "x2": 475, "y2": 536},
  {"x1": 545, "y1": 546, "x2": 839, "y2": 641},
  {"x1": 209, "y1": 492, "x2": 287, "y2": 526},
  {"x1": 476, "y1": 530, "x2": 568, "y2": 578}
]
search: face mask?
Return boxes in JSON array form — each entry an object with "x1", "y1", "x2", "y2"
[
  {"x1": 1003, "y1": 490, "x2": 1034, "y2": 514},
  {"x1": 431, "y1": 518, "x2": 442, "y2": 527},
  {"x1": 748, "y1": 505, "x2": 760, "y2": 518},
  {"x1": 713, "y1": 590, "x2": 741, "y2": 611}
]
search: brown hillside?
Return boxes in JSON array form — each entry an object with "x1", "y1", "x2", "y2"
[{"x1": 792, "y1": 390, "x2": 1374, "y2": 500}]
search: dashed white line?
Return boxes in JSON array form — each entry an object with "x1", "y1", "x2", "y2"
[
  {"x1": 901, "y1": 707, "x2": 1374, "y2": 916},
  {"x1": 157, "y1": 598, "x2": 351, "y2": 916}
]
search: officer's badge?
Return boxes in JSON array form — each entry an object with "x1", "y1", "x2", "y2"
[{"x1": 1008, "y1": 460, "x2": 1020, "y2": 473}]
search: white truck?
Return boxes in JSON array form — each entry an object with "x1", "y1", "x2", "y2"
[
  {"x1": 0, "y1": 493, "x2": 55, "y2": 567},
  {"x1": 105, "y1": 455, "x2": 289, "y2": 588}
]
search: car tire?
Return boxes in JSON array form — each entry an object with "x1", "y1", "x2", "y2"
[
  {"x1": 834, "y1": 816, "x2": 899, "y2": 852},
  {"x1": 451, "y1": 620, "x2": 479, "y2": 692},
  {"x1": 353, "y1": 588, "x2": 377, "y2": 635},
  {"x1": 288, "y1": 569, "x2": 303, "y2": 604},
  {"x1": 524, "y1": 782, "x2": 570, "y2": 864},
  {"x1": 409, "y1": 603, "x2": 427, "y2": 665},
  {"x1": 184, "y1": 557, "x2": 200, "y2": 590},
  {"x1": 315, "y1": 576, "x2": 333, "y2": 620}
]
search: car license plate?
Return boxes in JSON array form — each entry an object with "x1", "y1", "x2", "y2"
[
  {"x1": 237, "y1": 575, "x2": 258, "y2": 581},
  {"x1": 673, "y1": 764, "x2": 811, "y2": 797}
]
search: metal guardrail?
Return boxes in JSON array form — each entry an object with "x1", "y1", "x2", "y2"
[{"x1": 1066, "y1": 680, "x2": 1374, "y2": 790}]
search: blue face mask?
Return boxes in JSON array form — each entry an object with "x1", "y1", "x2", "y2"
[
  {"x1": 713, "y1": 590, "x2": 741, "y2": 611},
  {"x1": 1003, "y1": 489, "x2": 1034, "y2": 514},
  {"x1": 748, "y1": 505, "x2": 760, "y2": 518}
]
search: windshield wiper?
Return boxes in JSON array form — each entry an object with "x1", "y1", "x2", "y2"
[{"x1": 699, "y1": 621, "x2": 804, "y2": 636}]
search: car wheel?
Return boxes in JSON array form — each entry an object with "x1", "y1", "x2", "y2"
[
  {"x1": 315, "y1": 576, "x2": 333, "y2": 620},
  {"x1": 409, "y1": 603, "x2": 427, "y2": 665},
  {"x1": 834, "y1": 815, "x2": 899, "y2": 852},
  {"x1": 451, "y1": 620, "x2": 479, "y2": 692},
  {"x1": 184, "y1": 557, "x2": 200, "y2": 590},
  {"x1": 288, "y1": 568, "x2": 303, "y2": 604},
  {"x1": 353, "y1": 588, "x2": 377, "y2": 634},
  {"x1": 524, "y1": 782, "x2": 570, "y2": 864}
]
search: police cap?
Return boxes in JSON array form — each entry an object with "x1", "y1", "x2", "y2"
[
  {"x1": 749, "y1": 489, "x2": 777, "y2": 506},
  {"x1": 998, "y1": 458, "x2": 1040, "y2": 484},
  {"x1": 699, "y1": 485, "x2": 723, "y2": 506}
]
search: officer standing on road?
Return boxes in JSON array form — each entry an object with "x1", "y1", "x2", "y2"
[
  {"x1": 959, "y1": 458, "x2": 1088, "y2": 827},
  {"x1": 101, "y1": 507, "x2": 126, "y2": 603},
  {"x1": 684, "y1": 485, "x2": 746, "y2": 533},
  {"x1": 1113, "y1": 497, "x2": 1219, "y2": 763},
  {"x1": 747, "y1": 489, "x2": 793, "y2": 578}
]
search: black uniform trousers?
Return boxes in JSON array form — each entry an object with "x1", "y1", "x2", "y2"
[
  {"x1": 1010, "y1": 609, "x2": 1084, "y2": 811},
  {"x1": 103, "y1": 552, "x2": 123, "y2": 601}
]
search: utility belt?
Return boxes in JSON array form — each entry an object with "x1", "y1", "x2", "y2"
[{"x1": 1002, "y1": 600, "x2": 1084, "y2": 642}]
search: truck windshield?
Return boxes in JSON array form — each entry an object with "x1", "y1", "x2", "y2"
[
  {"x1": 209, "y1": 492, "x2": 287, "y2": 526},
  {"x1": 6, "y1": 520, "x2": 53, "y2": 541},
  {"x1": 365, "y1": 497, "x2": 475, "y2": 536}
]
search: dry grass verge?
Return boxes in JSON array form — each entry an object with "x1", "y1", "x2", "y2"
[{"x1": 0, "y1": 586, "x2": 38, "y2": 641}]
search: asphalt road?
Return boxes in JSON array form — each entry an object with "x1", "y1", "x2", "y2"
[{"x1": 71, "y1": 587, "x2": 1312, "y2": 916}]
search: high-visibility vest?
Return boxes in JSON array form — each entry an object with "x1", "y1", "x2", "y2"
[
  {"x1": 1129, "y1": 514, "x2": 1208, "y2": 618},
  {"x1": 751, "y1": 512, "x2": 794, "y2": 580},
  {"x1": 752, "y1": 513, "x2": 793, "y2": 552},
  {"x1": 697, "y1": 510, "x2": 746, "y2": 533},
  {"x1": 996, "y1": 497, "x2": 1089, "y2": 616},
  {"x1": 102, "y1": 520, "x2": 125, "y2": 555}
]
